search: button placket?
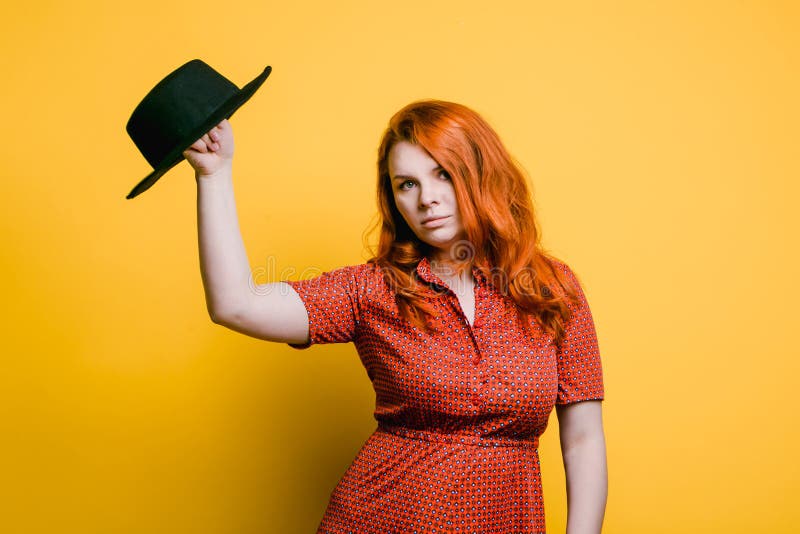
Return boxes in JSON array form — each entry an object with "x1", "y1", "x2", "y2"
[
  {"x1": 467, "y1": 281, "x2": 485, "y2": 407},
  {"x1": 470, "y1": 373, "x2": 483, "y2": 407}
]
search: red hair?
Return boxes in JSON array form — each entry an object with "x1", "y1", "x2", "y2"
[{"x1": 369, "y1": 100, "x2": 580, "y2": 346}]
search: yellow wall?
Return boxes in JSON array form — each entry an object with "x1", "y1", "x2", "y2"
[{"x1": 2, "y1": 1, "x2": 798, "y2": 532}]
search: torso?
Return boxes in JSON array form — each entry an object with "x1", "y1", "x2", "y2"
[
  {"x1": 445, "y1": 275, "x2": 476, "y2": 326},
  {"x1": 286, "y1": 257, "x2": 604, "y2": 533},
  {"x1": 429, "y1": 264, "x2": 476, "y2": 326}
]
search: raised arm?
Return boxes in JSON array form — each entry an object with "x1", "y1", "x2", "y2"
[
  {"x1": 186, "y1": 120, "x2": 309, "y2": 344},
  {"x1": 556, "y1": 400, "x2": 608, "y2": 534}
]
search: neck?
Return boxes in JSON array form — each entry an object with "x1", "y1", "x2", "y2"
[
  {"x1": 429, "y1": 256, "x2": 471, "y2": 277},
  {"x1": 428, "y1": 256, "x2": 474, "y2": 291}
]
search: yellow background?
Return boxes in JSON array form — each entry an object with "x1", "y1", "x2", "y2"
[{"x1": 1, "y1": 1, "x2": 798, "y2": 532}]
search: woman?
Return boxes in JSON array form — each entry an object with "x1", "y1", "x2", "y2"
[{"x1": 187, "y1": 100, "x2": 607, "y2": 533}]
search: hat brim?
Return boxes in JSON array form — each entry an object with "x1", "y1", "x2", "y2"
[{"x1": 126, "y1": 65, "x2": 272, "y2": 199}]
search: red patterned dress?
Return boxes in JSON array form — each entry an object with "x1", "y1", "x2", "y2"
[{"x1": 286, "y1": 257, "x2": 604, "y2": 533}]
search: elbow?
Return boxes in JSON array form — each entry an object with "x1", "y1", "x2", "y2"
[
  {"x1": 206, "y1": 293, "x2": 250, "y2": 326},
  {"x1": 208, "y1": 308, "x2": 226, "y2": 325},
  {"x1": 560, "y1": 430, "x2": 606, "y2": 461},
  {"x1": 207, "y1": 304, "x2": 240, "y2": 327},
  {"x1": 556, "y1": 400, "x2": 606, "y2": 453}
]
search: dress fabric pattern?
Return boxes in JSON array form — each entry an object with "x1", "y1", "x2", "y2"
[{"x1": 285, "y1": 257, "x2": 604, "y2": 533}]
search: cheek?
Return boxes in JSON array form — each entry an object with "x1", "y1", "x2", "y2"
[
  {"x1": 392, "y1": 194, "x2": 414, "y2": 222},
  {"x1": 446, "y1": 189, "x2": 462, "y2": 216}
]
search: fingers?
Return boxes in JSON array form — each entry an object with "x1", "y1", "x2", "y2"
[
  {"x1": 183, "y1": 121, "x2": 231, "y2": 163},
  {"x1": 186, "y1": 131, "x2": 221, "y2": 154},
  {"x1": 187, "y1": 139, "x2": 207, "y2": 153},
  {"x1": 201, "y1": 132, "x2": 221, "y2": 152}
]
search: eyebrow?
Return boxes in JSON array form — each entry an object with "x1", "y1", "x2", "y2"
[{"x1": 391, "y1": 166, "x2": 445, "y2": 181}]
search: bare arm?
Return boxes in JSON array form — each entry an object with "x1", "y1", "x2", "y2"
[
  {"x1": 556, "y1": 400, "x2": 607, "y2": 534},
  {"x1": 187, "y1": 120, "x2": 309, "y2": 344}
]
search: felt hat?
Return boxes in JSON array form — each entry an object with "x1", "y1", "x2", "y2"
[{"x1": 125, "y1": 60, "x2": 271, "y2": 199}]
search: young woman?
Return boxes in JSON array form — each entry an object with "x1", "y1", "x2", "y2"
[{"x1": 186, "y1": 100, "x2": 607, "y2": 533}]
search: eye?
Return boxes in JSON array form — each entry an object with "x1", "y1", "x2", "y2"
[
  {"x1": 398, "y1": 180, "x2": 415, "y2": 191},
  {"x1": 439, "y1": 169, "x2": 451, "y2": 180}
]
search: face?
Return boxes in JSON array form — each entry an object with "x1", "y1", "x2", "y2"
[{"x1": 387, "y1": 141, "x2": 466, "y2": 260}]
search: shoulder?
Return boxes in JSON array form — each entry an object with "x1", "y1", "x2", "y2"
[
  {"x1": 345, "y1": 262, "x2": 387, "y2": 292},
  {"x1": 291, "y1": 262, "x2": 387, "y2": 294},
  {"x1": 540, "y1": 255, "x2": 582, "y2": 294},
  {"x1": 336, "y1": 262, "x2": 385, "y2": 284},
  {"x1": 293, "y1": 262, "x2": 380, "y2": 278},
  {"x1": 542, "y1": 255, "x2": 573, "y2": 276}
]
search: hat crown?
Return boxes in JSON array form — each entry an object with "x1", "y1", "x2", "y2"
[
  {"x1": 125, "y1": 60, "x2": 270, "y2": 199},
  {"x1": 126, "y1": 60, "x2": 240, "y2": 168}
]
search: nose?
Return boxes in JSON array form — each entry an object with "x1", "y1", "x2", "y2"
[{"x1": 417, "y1": 182, "x2": 440, "y2": 208}]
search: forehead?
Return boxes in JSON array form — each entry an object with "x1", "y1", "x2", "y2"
[{"x1": 388, "y1": 141, "x2": 440, "y2": 177}]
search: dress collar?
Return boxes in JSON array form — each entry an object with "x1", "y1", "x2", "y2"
[{"x1": 415, "y1": 256, "x2": 489, "y2": 288}]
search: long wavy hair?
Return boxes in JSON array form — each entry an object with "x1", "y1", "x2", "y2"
[{"x1": 369, "y1": 100, "x2": 580, "y2": 346}]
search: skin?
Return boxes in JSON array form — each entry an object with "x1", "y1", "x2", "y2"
[
  {"x1": 387, "y1": 140, "x2": 476, "y2": 324},
  {"x1": 557, "y1": 400, "x2": 608, "y2": 534},
  {"x1": 185, "y1": 119, "x2": 311, "y2": 345},
  {"x1": 387, "y1": 141, "x2": 467, "y2": 261},
  {"x1": 188, "y1": 122, "x2": 607, "y2": 533}
]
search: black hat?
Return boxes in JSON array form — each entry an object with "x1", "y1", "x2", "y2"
[{"x1": 125, "y1": 60, "x2": 271, "y2": 199}]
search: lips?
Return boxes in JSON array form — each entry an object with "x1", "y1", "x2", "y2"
[{"x1": 421, "y1": 215, "x2": 450, "y2": 227}]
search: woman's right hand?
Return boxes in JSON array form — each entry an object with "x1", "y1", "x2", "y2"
[{"x1": 183, "y1": 119, "x2": 234, "y2": 178}]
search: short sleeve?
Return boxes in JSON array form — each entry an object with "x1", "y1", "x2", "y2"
[
  {"x1": 555, "y1": 263, "x2": 605, "y2": 405},
  {"x1": 283, "y1": 265, "x2": 363, "y2": 349}
]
